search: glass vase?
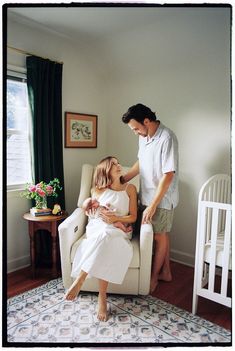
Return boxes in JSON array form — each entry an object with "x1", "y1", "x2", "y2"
[{"x1": 35, "y1": 196, "x2": 47, "y2": 209}]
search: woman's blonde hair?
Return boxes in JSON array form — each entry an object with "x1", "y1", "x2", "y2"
[{"x1": 93, "y1": 156, "x2": 117, "y2": 190}]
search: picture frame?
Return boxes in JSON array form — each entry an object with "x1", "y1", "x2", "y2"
[{"x1": 65, "y1": 112, "x2": 97, "y2": 148}]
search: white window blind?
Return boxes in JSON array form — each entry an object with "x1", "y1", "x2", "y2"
[{"x1": 7, "y1": 68, "x2": 33, "y2": 190}]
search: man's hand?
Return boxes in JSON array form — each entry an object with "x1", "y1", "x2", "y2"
[
  {"x1": 141, "y1": 172, "x2": 175, "y2": 224},
  {"x1": 141, "y1": 205, "x2": 157, "y2": 224},
  {"x1": 120, "y1": 161, "x2": 139, "y2": 184}
]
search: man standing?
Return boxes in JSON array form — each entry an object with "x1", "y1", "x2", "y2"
[{"x1": 121, "y1": 103, "x2": 179, "y2": 293}]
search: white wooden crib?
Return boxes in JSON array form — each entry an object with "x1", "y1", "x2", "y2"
[{"x1": 192, "y1": 174, "x2": 232, "y2": 314}]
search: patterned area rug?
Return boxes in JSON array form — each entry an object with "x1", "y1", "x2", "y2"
[{"x1": 7, "y1": 278, "x2": 231, "y2": 345}]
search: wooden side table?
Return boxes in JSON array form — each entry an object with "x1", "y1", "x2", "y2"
[{"x1": 23, "y1": 211, "x2": 68, "y2": 278}]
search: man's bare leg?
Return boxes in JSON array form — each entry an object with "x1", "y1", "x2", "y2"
[
  {"x1": 97, "y1": 279, "x2": 109, "y2": 322},
  {"x1": 158, "y1": 233, "x2": 172, "y2": 282},
  {"x1": 150, "y1": 233, "x2": 168, "y2": 293},
  {"x1": 65, "y1": 270, "x2": 88, "y2": 300}
]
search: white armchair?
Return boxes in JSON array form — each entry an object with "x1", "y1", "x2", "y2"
[{"x1": 58, "y1": 164, "x2": 153, "y2": 295}]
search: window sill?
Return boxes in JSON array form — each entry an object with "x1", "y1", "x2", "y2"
[
  {"x1": 7, "y1": 187, "x2": 27, "y2": 199},
  {"x1": 7, "y1": 184, "x2": 25, "y2": 191}
]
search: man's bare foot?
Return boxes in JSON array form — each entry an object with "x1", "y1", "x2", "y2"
[
  {"x1": 158, "y1": 270, "x2": 172, "y2": 282},
  {"x1": 97, "y1": 293, "x2": 108, "y2": 322},
  {"x1": 150, "y1": 276, "x2": 158, "y2": 294},
  {"x1": 65, "y1": 273, "x2": 86, "y2": 300}
]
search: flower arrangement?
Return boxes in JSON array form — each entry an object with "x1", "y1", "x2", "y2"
[{"x1": 21, "y1": 178, "x2": 62, "y2": 209}]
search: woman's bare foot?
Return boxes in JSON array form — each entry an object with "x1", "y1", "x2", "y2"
[
  {"x1": 65, "y1": 272, "x2": 87, "y2": 300},
  {"x1": 97, "y1": 293, "x2": 108, "y2": 322},
  {"x1": 65, "y1": 281, "x2": 81, "y2": 300}
]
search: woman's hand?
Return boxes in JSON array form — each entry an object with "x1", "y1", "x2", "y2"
[
  {"x1": 99, "y1": 208, "x2": 118, "y2": 224},
  {"x1": 141, "y1": 205, "x2": 156, "y2": 224}
]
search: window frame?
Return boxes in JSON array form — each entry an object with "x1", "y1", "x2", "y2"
[{"x1": 7, "y1": 66, "x2": 33, "y2": 191}]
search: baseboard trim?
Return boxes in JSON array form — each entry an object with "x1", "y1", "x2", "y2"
[
  {"x1": 7, "y1": 255, "x2": 30, "y2": 273},
  {"x1": 170, "y1": 249, "x2": 195, "y2": 267},
  {"x1": 7, "y1": 250, "x2": 195, "y2": 273}
]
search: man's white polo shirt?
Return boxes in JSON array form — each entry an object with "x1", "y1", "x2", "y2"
[{"x1": 138, "y1": 121, "x2": 179, "y2": 210}]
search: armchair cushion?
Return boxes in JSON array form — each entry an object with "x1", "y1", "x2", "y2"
[{"x1": 59, "y1": 163, "x2": 153, "y2": 295}]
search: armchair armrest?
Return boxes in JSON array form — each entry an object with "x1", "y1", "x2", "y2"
[
  {"x1": 139, "y1": 223, "x2": 153, "y2": 295},
  {"x1": 58, "y1": 207, "x2": 87, "y2": 289}
]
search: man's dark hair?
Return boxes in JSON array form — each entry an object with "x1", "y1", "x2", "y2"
[{"x1": 122, "y1": 103, "x2": 156, "y2": 124}]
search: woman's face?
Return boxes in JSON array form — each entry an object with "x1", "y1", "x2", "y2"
[{"x1": 110, "y1": 158, "x2": 122, "y2": 180}]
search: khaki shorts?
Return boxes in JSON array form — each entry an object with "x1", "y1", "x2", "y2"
[{"x1": 140, "y1": 205, "x2": 174, "y2": 233}]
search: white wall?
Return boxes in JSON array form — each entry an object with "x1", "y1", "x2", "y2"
[
  {"x1": 7, "y1": 18, "x2": 108, "y2": 272},
  {"x1": 7, "y1": 192, "x2": 31, "y2": 271},
  {"x1": 104, "y1": 8, "x2": 231, "y2": 264},
  {"x1": 7, "y1": 7, "x2": 231, "y2": 271}
]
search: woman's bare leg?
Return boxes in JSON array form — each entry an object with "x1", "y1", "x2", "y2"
[
  {"x1": 97, "y1": 279, "x2": 109, "y2": 321},
  {"x1": 65, "y1": 270, "x2": 88, "y2": 300}
]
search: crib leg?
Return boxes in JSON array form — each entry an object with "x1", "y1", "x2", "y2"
[
  {"x1": 192, "y1": 266, "x2": 199, "y2": 314},
  {"x1": 192, "y1": 292, "x2": 198, "y2": 315}
]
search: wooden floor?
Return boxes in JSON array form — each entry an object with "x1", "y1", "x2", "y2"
[
  {"x1": 7, "y1": 261, "x2": 232, "y2": 331},
  {"x1": 152, "y1": 261, "x2": 232, "y2": 331}
]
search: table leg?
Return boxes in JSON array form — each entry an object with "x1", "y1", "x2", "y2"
[
  {"x1": 28, "y1": 222, "x2": 36, "y2": 278},
  {"x1": 51, "y1": 222, "x2": 58, "y2": 278}
]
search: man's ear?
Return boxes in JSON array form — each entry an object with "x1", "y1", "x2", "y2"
[{"x1": 143, "y1": 118, "x2": 150, "y2": 126}]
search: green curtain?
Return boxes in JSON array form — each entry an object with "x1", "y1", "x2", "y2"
[
  {"x1": 26, "y1": 56, "x2": 65, "y2": 210},
  {"x1": 26, "y1": 56, "x2": 65, "y2": 265}
]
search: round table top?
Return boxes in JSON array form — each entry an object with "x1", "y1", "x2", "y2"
[{"x1": 23, "y1": 211, "x2": 68, "y2": 222}]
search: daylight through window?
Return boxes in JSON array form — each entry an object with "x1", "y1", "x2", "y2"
[{"x1": 7, "y1": 72, "x2": 33, "y2": 189}]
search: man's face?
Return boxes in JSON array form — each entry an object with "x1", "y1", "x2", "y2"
[{"x1": 128, "y1": 119, "x2": 148, "y2": 137}]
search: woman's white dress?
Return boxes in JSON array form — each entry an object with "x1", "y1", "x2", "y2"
[{"x1": 71, "y1": 188, "x2": 133, "y2": 284}]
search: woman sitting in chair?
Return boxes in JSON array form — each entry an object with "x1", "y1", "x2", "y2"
[{"x1": 65, "y1": 156, "x2": 137, "y2": 322}]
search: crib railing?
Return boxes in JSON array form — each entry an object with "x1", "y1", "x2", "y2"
[{"x1": 192, "y1": 175, "x2": 232, "y2": 315}]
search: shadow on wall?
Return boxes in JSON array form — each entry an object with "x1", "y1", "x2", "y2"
[
  {"x1": 171, "y1": 178, "x2": 198, "y2": 266},
  {"x1": 206, "y1": 145, "x2": 231, "y2": 179},
  {"x1": 171, "y1": 142, "x2": 231, "y2": 267}
]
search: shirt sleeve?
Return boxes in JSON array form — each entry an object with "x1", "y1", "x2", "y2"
[{"x1": 162, "y1": 136, "x2": 178, "y2": 174}]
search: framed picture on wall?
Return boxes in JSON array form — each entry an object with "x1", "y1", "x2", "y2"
[{"x1": 65, "y1": 112, "x2": 97, "y2": 148}]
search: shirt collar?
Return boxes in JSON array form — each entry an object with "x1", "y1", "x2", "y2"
[{"x1": 146, "y1": 121, "x2": 163, "y2": 145}]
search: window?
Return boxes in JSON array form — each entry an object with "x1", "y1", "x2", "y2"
[{"x1": 7, "y1": 69, "x2": 33, "y2": 190}]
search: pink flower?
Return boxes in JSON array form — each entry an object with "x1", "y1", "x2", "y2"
[
  {"x1": 46, "y1": 185, "x2": 53, "y2": 195},
  {"x1": 36, "y1": 188, "x2": 46, "y2": 197},
  {"x1": 21, "y1": 178, "x2": 61, "y2": 201},
  {"x1": 28, "y1": 185, "x2": 36, "y2": 192}
]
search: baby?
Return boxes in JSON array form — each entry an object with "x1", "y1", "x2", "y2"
[{"x1": 82, "y1": 197, "x2": 132, "y2": 233}]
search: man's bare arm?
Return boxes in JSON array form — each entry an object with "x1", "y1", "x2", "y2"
[
  {"x1": 121, "y1": 161, "x2": 139, "y2": 183},
  {"x1": 142, "y1": 172, "x2": 175, "y2": 223}
]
